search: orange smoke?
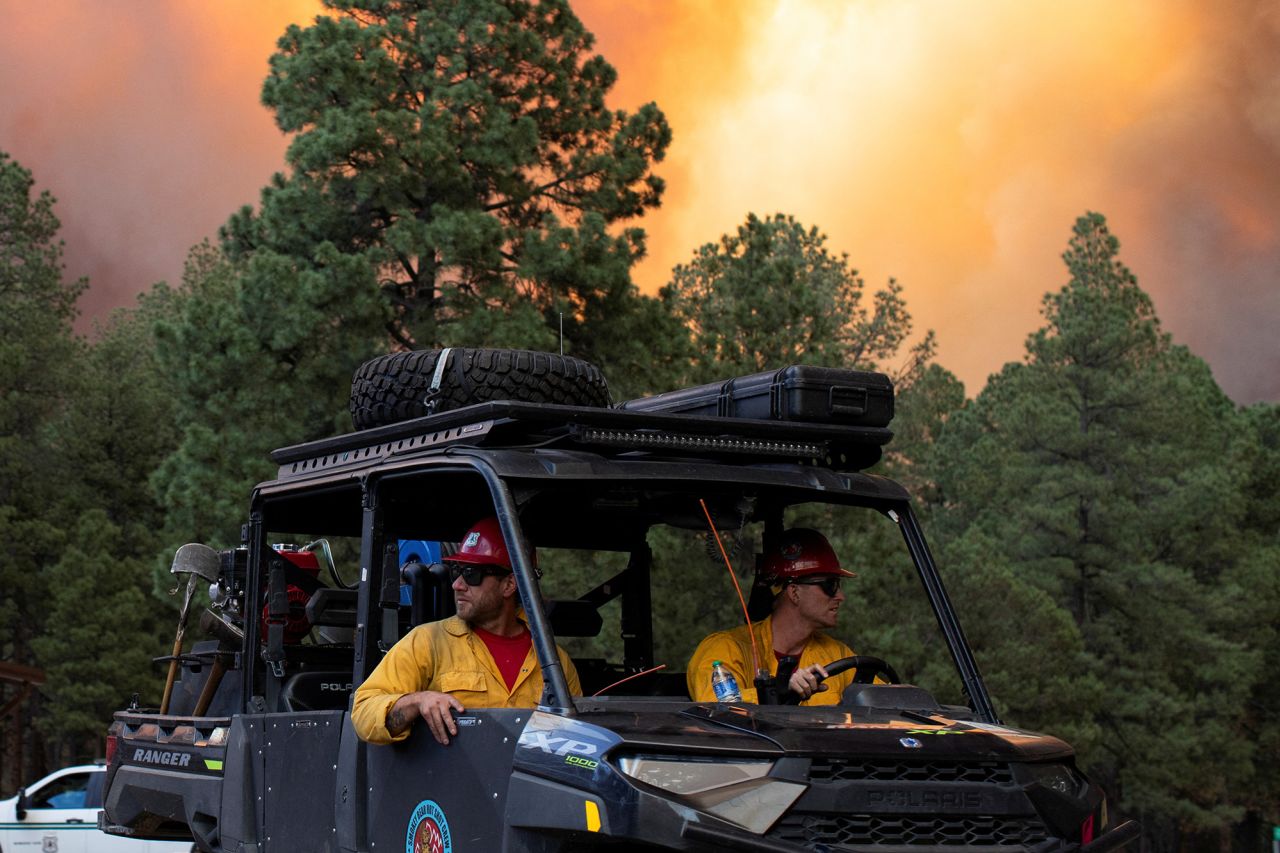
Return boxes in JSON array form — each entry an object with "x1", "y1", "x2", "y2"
[
  {"x1": 576, "y1": 0, "x2": 1280, "y2": 402},
  {"x1": 0, "y1": 2, "x2": 316, "y2": 319},
  {"x1": 2, "y1": 0, "x2": 1277, "y2": 401}
]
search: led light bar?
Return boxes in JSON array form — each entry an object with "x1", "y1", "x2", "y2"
[{"x1": 573, "y1": 427, "x2": 826, "y2": 459}]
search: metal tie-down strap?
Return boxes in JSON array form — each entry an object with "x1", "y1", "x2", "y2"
[{"x1": 423, "y1": 347, "x2": 454, "y2": 415}]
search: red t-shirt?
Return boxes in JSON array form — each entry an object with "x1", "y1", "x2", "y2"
[{"x1": 474, "y1": 626, "x2": 532, "y2": 691}]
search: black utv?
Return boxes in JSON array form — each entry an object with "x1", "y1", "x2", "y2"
[{"x1": 100, "y1": 349, "x2": 1140, "y2": 852}]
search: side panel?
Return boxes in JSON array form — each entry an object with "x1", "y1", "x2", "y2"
[
  {"x1": 216, "y1": 716, "x2": 264, "y2": 852},
  {"x1": 218, "y1": 712, "x2": 345, "y2": 853},
  {"x1": 263, "y1": 711, "x2": 345, "y2": 852},
  {"x1": 363, "y1": 710, "x2": 525, "y2": 851},
  {"x1": 334, "y1": 716, "x2": 366, "y2": 853}
]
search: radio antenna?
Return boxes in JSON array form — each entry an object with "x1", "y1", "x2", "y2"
[
  {"x1": 559, "y1": 312, "x2": 564, "y2": 355},
  {"x1": 700, "y1": 499, "x2": 763, "y2": 678}
]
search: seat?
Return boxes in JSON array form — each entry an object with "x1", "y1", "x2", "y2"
[
  {"x1": 279, "y1": 671, "x2": 354, "y2": 712},
  {"x1": 545, "y1": 599, "x2": 602, "y2": 637},
  {"x1": 305, "y1": 588, "x2": 358, "y2": 627}
]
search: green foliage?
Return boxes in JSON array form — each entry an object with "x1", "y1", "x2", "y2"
[
  {"x1": 1228, "y1": 405, "x2": 1280, "y2": 823},
  {"x1": 53, "y1": 302, "x2": 180, "y2": 541},
  {"x1": 0, "y1": 149, "x2": 85, "y2": 576},
  {"x1": 26, "y1": 277, "x2": 180, "y2": 762},
  {"x1": 152, "y1": 1, "x2": 675, "y2": 549},
  {"x1": 931, "y1": 212, "x2": 1268, "y2": 832},
  {"x1": 1240, "y1": 403, "x2": 1280, "y2": 541},
  {"x1": 30, "y1": 511, "x2": 166, "y2": 753},
  {"x1": 660, "y1": 212, "x2": 927, "y2": 386},
  {"x1": 224, "y1": 0, "x2": 671, "y2": 365},
  {"x1": 883, "y1": 362, "x2": 966, "y2": 499},
  {"x1": 0, "y1": 151, "x2": 85, "y2": 778},
  {"x1": 939, "y1": 529, "x2": 1106, "y2": 752},
  {"x1": 0, "y1": 152, "x2": 172, "y2": 769},
  {"x1": 151, "y1": 242, "x2": 369, "y2": 548}
]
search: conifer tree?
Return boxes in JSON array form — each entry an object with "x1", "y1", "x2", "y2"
[
  {"x1": 0, "y1": 151, "x2": 86, "y2": 785},
  {"x1": 31, "y1": 300, "x2": 182, "y2": 759},
  {"x1": 661, "y1": 213, "x2": 926, "y2": 385},
  {"x1": 222, "y1": 0, "x2": 670, "y2": 365},
  {"x1": 154, "y1": 1, "x2": 673, "y2": 546},
  {"x1": 933, "y1": 213, "x2": 1264, "y2": 835}
]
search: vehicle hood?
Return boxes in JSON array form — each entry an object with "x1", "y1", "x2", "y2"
[{"x1": 571, "y1": 700, "x2": 1074, "y2": 762}]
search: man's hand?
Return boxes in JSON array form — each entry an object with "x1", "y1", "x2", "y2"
[
  {"x1": 787, "y1": 664, "x2": 830, "y2": 701},
  {"x1": 388, "y1": 691, "x2": 465, "y2": 745}
]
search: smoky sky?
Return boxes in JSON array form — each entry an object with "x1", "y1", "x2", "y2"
[{"x1": 1, "y1": 0, "x2": 1276, "y2": 403}]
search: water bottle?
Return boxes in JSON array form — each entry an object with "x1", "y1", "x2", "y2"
[{"x1": 710, "y1": 660, "x2": 742, "y2": 702}]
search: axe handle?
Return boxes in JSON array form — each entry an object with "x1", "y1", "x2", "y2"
[
  {"x1": 159, "y1": 634, "x2": 183, "y2": 714},
  {"x1": 193, "y1": 655, "x2": 228, "y2": 717},
  {"x1": 160, "y1": 579, "x2": 199, "y2": 715}
]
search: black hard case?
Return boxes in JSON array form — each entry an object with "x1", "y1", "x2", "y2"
[{"x1": 619, "y1": 366, "x2": 894, "y2": 427}]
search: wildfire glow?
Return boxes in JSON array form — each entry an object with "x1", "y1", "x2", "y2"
[{"x1": 1, "y1": 0, "x2": 1277, "y2": 400}]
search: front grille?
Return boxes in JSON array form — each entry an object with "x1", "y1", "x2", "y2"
[
  {"x1": 771, "y1": 813, "x2": 1051, "y2": 847},
  {"x1": 809, "y1": 759, "x2": 1015, "y2": 786}
]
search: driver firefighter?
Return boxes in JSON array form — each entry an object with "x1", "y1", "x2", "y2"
[{"x1": 686, "y1": 528, "x2": 862, "y2": 705}]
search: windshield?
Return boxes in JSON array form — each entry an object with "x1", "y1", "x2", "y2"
[{"x1": 526, "y1": 486, "x2": 963, "y2": 705}]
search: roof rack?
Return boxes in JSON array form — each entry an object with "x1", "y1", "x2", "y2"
[{"x1": 271, "y1": 401, "x2": 892, "y2": 482}]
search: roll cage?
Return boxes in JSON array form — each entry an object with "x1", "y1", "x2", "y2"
[{"x1": 238, "y1": 402, "x2": 997, "y2": 723}]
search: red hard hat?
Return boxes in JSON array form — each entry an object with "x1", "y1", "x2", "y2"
[
  {"x1": 449, "y1": 517, "x2": 515, "y2": 569},
  {"x1": 762, "y1": 528, "x2": 856, "y2": 580}
]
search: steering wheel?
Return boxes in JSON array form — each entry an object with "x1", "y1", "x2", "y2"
[
  {"x1": 768, "y1": 653, "x2": 901, "y2": 701},
  {"x1": 776, "y1": 655, "x2": 901, "y2": 704},
  {"x1": 820, "y1": 655, "x2": 901, "y2": 685}
]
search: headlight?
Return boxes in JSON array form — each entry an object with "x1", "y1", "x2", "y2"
[
  {"x1": 617, "y1": 757, "x2": 771, "y2": 794},
  {"x1": 1026, "y1": 763, "x2": 1086, "y2": 798},
  {"x1": 617, "y1": 757, "x2": 806, "y2": 834}
]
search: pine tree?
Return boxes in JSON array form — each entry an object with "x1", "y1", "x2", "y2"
[
  {"x1": 222, "y1": 0, "x2": 670, "y2": 364},
  {"x1": 153, "y1": 1, "x2": 674, "y2": 547},
  {"x1": 28, "y1": 299, "x2": 183, "y2": 761},
  {"x1": 933, "y1": 213, "x2": 1264, "y2": 837},
  {"x1": 661, "y1": 213, "x2": 925, "y2": 385},
  {"x1": 0, "y1": 151, "x2": 86, "y2": 787}
]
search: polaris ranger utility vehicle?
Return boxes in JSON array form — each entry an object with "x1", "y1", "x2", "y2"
[{"x1": 100, "y1": 349, "x2": 1139, "y2": 852}]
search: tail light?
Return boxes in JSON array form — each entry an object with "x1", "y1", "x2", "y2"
[
  {"x1": 105, "y1": 733, "x2": 118, "y2": 765},
  {"x1": 1081, "y1": 813, "x2": 1095, "y2": 845}
]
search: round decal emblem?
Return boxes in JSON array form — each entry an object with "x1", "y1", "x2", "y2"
[
  {"x1": 781, "y1": 542, "x2": 803, "y2": 561},
  {"x1": 406, "y1": 799, "x2": 452, "y2": 853}
]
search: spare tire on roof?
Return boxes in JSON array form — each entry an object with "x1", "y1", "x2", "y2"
[{"x1": 350, "y1": 348, "x2": 612, "y2": 430}]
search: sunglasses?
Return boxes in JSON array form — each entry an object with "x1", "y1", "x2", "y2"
[
  {"x1": 447, "y1": 563, "x2": 512, "y2": 586},
  {"x1": 788, "y1": 577, "x2": 843, "y2": 597}
]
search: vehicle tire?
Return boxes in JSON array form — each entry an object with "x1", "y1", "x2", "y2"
[{"x1": 350, "y1": 348, "x2": 612, "y2": 430}]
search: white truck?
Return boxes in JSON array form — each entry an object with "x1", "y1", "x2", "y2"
[{"x1": 0, "y1": 764, "x2": 185, "y2": 853}]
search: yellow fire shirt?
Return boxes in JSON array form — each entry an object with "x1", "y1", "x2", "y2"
[
  {"x1": 686, "y1": 615, "x2": 858, "y2": 705},
  {"x1": 352, "y1": 615, "x2": 581, "y2": 744}
]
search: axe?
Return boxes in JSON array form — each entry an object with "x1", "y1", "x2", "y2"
[
  {"x1": 192, "y1": 609, "x2": 244, "y2": 716},
  {"x1": 160, "y1": 544, "x2": 221, "y2": 715}
]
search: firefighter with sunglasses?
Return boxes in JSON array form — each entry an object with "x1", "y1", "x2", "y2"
[
  {"x1": 687, "y1": 528, "x2": 861, "y2": 705},
  {"x1": 353, "y1": 517, "x2": 581, "y2": 745}
]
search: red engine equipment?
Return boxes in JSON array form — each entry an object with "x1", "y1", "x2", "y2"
[{"x1": 261, "y1": 547, "x2": 321, "y2": 644}]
